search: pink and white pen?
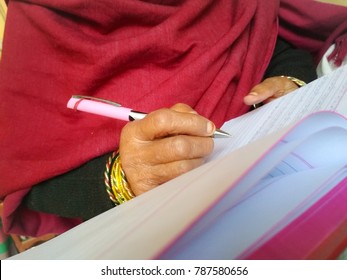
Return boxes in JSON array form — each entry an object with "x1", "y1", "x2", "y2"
[
  {"x1": 67, "y1": 95, "x2": 231, "y2": 138},
  {"x1": 67, "y1": 95, "x2": 146, "y2": 121}
]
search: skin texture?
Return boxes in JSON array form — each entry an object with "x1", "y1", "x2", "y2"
[
  {"x1": 120, "y1": 76, "x2": 299, "y2": 195},
  {"x1": 119, "y1": 103, "x2": 215, "y2": 195},
  {"x1": 243, "y1": 76, "x2": 299, "y2": 105}
]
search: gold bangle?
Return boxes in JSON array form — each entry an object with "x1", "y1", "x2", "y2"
[
  {"x1": 281, "y1": 76, "x2": 307, "y2": 87},
  {"x1": 104, "y1": 151, "x2": 135, "y2": 205}
]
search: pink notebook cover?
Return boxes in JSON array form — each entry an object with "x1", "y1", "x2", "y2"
[{"x1": 244, "y1": 177, "x2": 347, "y2": 260}]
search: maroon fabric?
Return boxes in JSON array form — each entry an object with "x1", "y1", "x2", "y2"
[
  {"x1": 326, "y1": 23, "x2": 347, "y2": 67},
  {"x1": 279, "y1": 0, "x2": 347, "y2": 64},
  {"x1": 0, "y1": 0, "x2": 279, "y2": 236}
]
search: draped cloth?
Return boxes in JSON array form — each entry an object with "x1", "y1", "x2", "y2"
[
  {"x1": 279, "y1": 0, "x2": 347, "y2": 65},
  {"x1": 0, "y1": 0, "x2": 279, "y2": 236}
]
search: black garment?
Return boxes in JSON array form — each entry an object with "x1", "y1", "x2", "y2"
[
  {"x1": 23, "y1": 38, "x2": 318, "y2": 221},
  {"x1": 265, "y1": 37, "x2": 317, "y2": 82},
  {"x1": 23, "y1": 153, "x2": 114, "y2": 221}
]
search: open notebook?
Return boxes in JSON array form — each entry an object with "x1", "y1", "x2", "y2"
[{"x1": 10, "y1": 65, "x2": 347, "y2": 260}]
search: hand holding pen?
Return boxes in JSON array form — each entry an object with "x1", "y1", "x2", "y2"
[
  {"x1": 67, "y1": 95, "x2": 230, "y2": 195},
  {"x1": 67, "y1": 95, "x2": 231, "y2": 138}
]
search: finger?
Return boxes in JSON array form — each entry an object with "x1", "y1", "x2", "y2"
[
  {"x1": 244, "y1": 76, "x2": 298, "y2": 105},
  {"x1": 122, "y1": 134, "x2": 214, "y2": 165},
  {"x1": 128, "y1": 107, "x2": 216, "y2": 140},
  {"x1": 170, "y1": 103, "x2": 198, "y2": 114},
  {"x1": 127, "y1": 158, "x2": 206, "y2": 195}
]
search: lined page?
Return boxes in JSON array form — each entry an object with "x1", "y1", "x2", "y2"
[{"x1": 211, "y1": 65, "x2": 347, "y2": 161}]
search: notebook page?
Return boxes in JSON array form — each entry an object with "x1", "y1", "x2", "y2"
[
  {"x1": 211, "y1": 65, "x2": 347, "y2": 161},
  {"x1": 245, "y1": 126, "x2": 347, "y2": 198},
  {"x1": 159, "y1": 125, "x2": 347, "y2": 259},
  {"x1": 159, "y1": 164, "x2": 347, "y2": 260},
  {"x1": 159, "y1": 124, "x2": 347, "y2": 259},
  {"x1": 210, "y1": 112, "x2": 347, "y2": 204},
  {"x1": 264, "y1": 126, "x2": 347, "y2": 178}
]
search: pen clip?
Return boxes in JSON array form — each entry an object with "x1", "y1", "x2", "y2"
[{"x1": 72, "y1": 95, "x2": 122, "y2": 107}]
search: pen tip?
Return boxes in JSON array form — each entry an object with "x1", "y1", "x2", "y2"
[{"x1": 213, "y1": 129, "x2": 232, "y2": 138}]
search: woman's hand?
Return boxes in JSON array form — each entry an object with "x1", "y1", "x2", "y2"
[
  {"x1": 243, "y1": 76, "x2": 299, "y2": 107},
  {"x1": 119, "y1": 103, "x2": 216, "y2": 196}
]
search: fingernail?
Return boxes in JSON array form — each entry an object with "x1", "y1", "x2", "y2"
[
  {"x1": 248, "y1": 92, "x2": 258, "y2": 96},
  {"x1": 207, "y1": 121, "x2": 215, "y2": 135}
]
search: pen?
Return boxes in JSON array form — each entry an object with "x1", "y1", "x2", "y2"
[{"x1": 67, "y1": 95, "x2": 231, "y2": 138}]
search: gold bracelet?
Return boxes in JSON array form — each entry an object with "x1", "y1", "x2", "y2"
[
  {"x1": 104, "y1": 151, "x2": 135, "y2": 205},
  {"x1": 281, "y1": 76, "x2": 307, "y2": 87}
]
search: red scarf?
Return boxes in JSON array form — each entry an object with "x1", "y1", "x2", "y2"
[
  {"x1": 0, "y1": 0, "x2": 278, "y2": 236},
  {"x1": 279, "y1": 0, "x2": 347, "y2": 65}
]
